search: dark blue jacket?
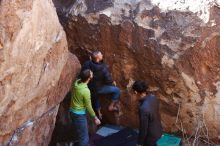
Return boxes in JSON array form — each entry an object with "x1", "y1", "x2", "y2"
[
  {"x1": 138, "y1": 95, "x2": 162, "y2": 146},
  {"x1": 82, "y1": 60, "x2": 113, "y2": 91}
]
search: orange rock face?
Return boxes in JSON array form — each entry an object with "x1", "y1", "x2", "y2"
[
  {"x1": 54, "y1": 0, "x2": 220, "y2": 143},
  {"x1": 0, "y1": 0, "x2": 80, "y2": 145}
]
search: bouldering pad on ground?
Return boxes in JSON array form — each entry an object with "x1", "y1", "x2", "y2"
[
  {"x1": 157, "y1": 133, "x2": 181, "y2": 146},
  {"x1": 94, "y1": 128, "x2": 138, "y2": 146}
]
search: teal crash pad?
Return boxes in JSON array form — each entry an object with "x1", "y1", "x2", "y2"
[{"x1": 157, "y1": 133, "x2": 181, "y2": 146}]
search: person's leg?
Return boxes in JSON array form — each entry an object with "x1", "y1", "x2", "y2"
[
  {"x1": 71, "y1": 113, "x2": 90, "y2": 146},
  {"x1": 144, "y1": 137, "x2": 158, "y2": 146},
  {"x1": 97, "y1": 85, "x2": 120, "y2": 111},
  {"x1": 91, "y1": 91, "x2": 102, "y2": 119}
]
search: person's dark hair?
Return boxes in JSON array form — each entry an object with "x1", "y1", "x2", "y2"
[
  {"x1": 132, "y1": 80, "x2": 148, "y2": 93},
  {"x1": 91, "y1": 51, "x2": 101, "y2": 61},
  {"x1": 80, "y1": 69, "x2": 92, "y2": 82}
]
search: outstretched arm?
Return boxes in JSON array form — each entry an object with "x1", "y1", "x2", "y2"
[
  {"x1": 83, "y1": 90, "x2": 101, "y2": 125},
  {"x1": 81, "y1": 61, "x2": 91, "y2": 71},
  {"x1": 83, "y1": 90, "x2": 96, "y2": 117}
]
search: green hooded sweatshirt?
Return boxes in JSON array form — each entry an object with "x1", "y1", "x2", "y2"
[{"x1": 70, "y1": 79, "x2": 96, "y2": 117}]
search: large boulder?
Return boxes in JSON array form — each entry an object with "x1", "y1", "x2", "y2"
[
  {"x1": 53, "y1": 0, "x2": 220, "y2": 143},
  {"x1": 0, "y1": 0, "x2": 80, "y2": 145}
]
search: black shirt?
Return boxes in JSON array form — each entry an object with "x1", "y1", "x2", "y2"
[{"x1": 82, "y1": 60, "x2": 113, "y2": 91}]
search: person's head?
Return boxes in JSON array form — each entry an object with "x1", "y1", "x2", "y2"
[
  {"x1": 132, "y1": 80, "x2": 148, "y2": 95},
  {"x1": 80, "y1": 69, "x2": 93, "y2": 83},
  {"x1": 91, "y1": 51, "x2": 103, "y2": 63}
]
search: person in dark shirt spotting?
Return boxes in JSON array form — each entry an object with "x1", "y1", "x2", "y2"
[{"x1": 132, "y1": 80, "x2": 162, "y2": 146}]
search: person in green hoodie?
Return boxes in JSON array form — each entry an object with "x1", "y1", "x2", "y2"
[{"x1": 70, "y1": 69, "x2": 101, "y2": 146}]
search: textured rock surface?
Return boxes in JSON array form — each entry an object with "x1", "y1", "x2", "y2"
[
  {"x1": 49, "y1": 92, "x2": 76, "y2": 145},
  {"x1": 0, "y1": 0, "x2": 80, "y2": 145},
  {"x1": 53, "y1": 0, "x2": 220, "y2": 143}
]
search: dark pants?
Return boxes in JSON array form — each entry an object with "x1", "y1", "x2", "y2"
[
  {"x1": 92, "y1": 85, "x2": 120, "y2": 110},
  {"x1": 144, "y1": 137, "x2": 158, "y2": 146},
  {"x1": 70, "y1": 113, "x2": 90, "y2": 146}
]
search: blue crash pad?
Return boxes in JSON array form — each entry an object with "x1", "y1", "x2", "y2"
[{"x1": 157, "y1": 133, "x2": 181, "y2": 146}]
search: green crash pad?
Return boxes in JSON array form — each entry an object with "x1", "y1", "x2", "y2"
[{"x1": 157, "y1": 133, "x2": 181, "y2": 146}]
